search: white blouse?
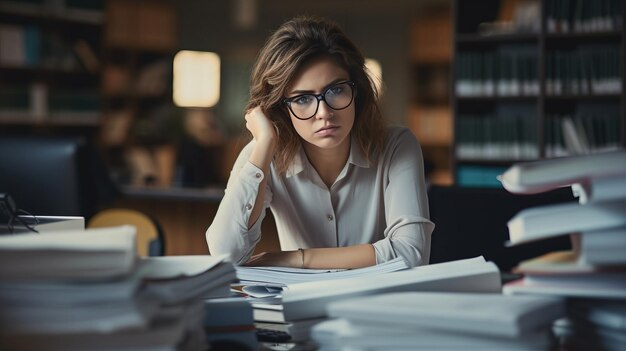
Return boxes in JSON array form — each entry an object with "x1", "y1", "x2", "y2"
[{"x1": 206, "y1": 126, "x2": 434, "y2": 267}]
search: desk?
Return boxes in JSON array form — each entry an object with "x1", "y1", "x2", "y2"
[{"x1": 115, "y1": 185, "x2": 281, "y2": 256}]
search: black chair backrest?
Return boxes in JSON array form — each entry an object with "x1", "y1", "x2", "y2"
[{"x1": 428, "y1": 185, "x2": 576, "y2": 272}]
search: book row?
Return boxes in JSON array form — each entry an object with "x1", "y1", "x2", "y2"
[
  {"x1": 0, "y1": 23, "x2": 98, "y2": 73},
  {"x1": 455, "y1": 45, "x2": 622, "y2": 98},
  {"x1": 546, "y1": 0, "x2": 624, "y2": 33},
  {"x1": 456, "y1": 114, "x2": 539, "y2": 161},
  {"x1": 456, "y1": 48, "x2": 539, "y2": 97},
  {"x1": 546, "y1": 46, "x2": 622, "y2": 96},
  {"x1": 0, "y1": 84, "x2": 100, "y2": 119},
  {"x1": 544, "y1": 113, "x2": 622, "y2": 158}
]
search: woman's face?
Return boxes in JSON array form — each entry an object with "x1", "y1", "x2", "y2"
[{"x1": 284, "y1": 56, "x2": 355, "y2": 155}]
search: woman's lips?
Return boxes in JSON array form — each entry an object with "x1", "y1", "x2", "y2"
[{"x1": 316, "y1": 125, "x2": 339, "y2": 136}]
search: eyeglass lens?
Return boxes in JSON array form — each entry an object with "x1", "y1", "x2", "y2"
[{"x1": 288, "y1": 82, "x2": 354, "y2": 120}]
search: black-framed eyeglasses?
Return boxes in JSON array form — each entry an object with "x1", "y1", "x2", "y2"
[{"x1": 283, "y1": 81, "x2": 356, "y2": 120}]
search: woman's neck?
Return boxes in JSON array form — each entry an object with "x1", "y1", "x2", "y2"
[{"x1": 303, "y1": 138, "x2": 351, "y2": 189}]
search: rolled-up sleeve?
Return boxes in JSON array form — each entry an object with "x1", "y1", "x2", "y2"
[
  {"x1": 372, "y1": 129, "x2": 435, "y2": 267},
  {"x1": 206, "y1": 142, "x2": 272, "y2": 264}
]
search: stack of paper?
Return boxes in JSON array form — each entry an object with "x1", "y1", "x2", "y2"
[
  {"x1": 236, "y1": 256, "x2": 411, "y2": 342},
  {"x1": 500, "y1": 150, "x2": 626, "y2": 350},
  {"x1": 236, "y1": 256, "x2": 409, "y2": 285},
  {"x1": 245, "y1": 256, "x2": 500, "y2": 343},
  {"x1": 0, "y1": 227, "x2": 237, "y2": 351},
  {"x1": 312, "y1": 292, "x2": 565, "y2": 351}
]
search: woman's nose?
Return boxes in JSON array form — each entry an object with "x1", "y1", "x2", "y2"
[{"x1": 315, "y1": 100, "x2": 334, "y2": 119}]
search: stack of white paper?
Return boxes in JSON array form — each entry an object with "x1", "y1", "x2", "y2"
[
  {"x1": 312, "y1": 292, "x2": 565, "y2": 351},
  {"x1": 501, "y1": 151, "x2": 626, "y2": 350},
  {"x1": 236, "y1": 256, "x2": 410, "y2": 343},
  {"x1": 282, "y1": 256, "x2": 501, "y2": 321},
  {"x1": 0, "y1": 227, "x2": 237, "y2": 351},
  {"x1": 236, "y1": 256, "x2": 409, "y2": 285}
]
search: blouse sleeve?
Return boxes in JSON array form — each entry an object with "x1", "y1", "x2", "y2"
[
  {"x1": 205, "y1": 141, "x2": 272, "y2": 265},
  {"x1": 371, "y1": 128, "x2": 435, "y2": 267}
]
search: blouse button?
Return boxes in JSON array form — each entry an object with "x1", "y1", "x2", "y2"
[
  {"x1": 327, "y1": 214, "x2": 334, "y2": 221},
  {"x1": 255, "y1": 173, "x2": 262, "y2": 179},
  {"x1": 245, "y1": 204, "x2": 252, "y2": 210}
]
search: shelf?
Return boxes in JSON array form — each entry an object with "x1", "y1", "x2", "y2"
[
  {"x1": 544, "y1": 93, "x2": 623, "y2": 101},
  {"x1": 0, "y1": 3, "x2": 103, "y2": 26},
  {"x1": 545, "y1": 30, "x2": 623, "y2": 41},
  {"x1": 452, "y1": 0, "x2": 625, "y2": 186},
  {"x1": 456, "y1": 33, "x2": 539, "y2": 44},
  {"x1": 0, "y1": 67, "x2": 99, "y2": 84},
  {"x1": 0, "y1": 114, "x2": 100, "y2": 126},
  {"x1": 456, "y1": 95, "x2": 539, "y2": 102}
]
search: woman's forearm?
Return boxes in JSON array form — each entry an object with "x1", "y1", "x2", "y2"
[
  {"x1": 247, "y1": 137, "x2": 275, "y2": 229},
  {"x1": 246, "y1": 244, "x2": 376, "y2": 269},
  {"x1": 303, "y1": 244, "x2": 376, "y2": 269}
]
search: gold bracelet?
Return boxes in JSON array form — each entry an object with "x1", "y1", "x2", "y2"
[{"x1": 298, "y1": 248, "x2": 305, "y2": 269}]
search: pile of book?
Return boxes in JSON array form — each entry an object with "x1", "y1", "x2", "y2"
[
  {"x1": 237, "y1": 256, "x2": 502, "y2": 345},
  {"x1": 0, "y1": 226, "x2": 238, "y2": 351},
  {"x1": 500, "y1": 150, "x2": 626, "y2": 351},
  {"x1": 312, "y1": 292, "x2": 565, "y2": 351}
]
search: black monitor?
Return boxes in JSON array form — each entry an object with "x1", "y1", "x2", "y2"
[{"x1": 0, "y1": 136, "x2": 111, "y2": 220}]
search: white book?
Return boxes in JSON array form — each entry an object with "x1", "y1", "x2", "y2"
[
  {"x1": 282, "y1": 256, "x2": 500, "y2": 321},
  {"x1": 503, "y1": 276, "x2": 626, "y2": 299},
  {"x1": 139, "y1": 255, "x2": 236, "y2": 305},
  {"x1": 579, "y1": 225, "x2": 626, "y2": 266},
  {"x1": 1, "y1": 296, "x2": 159, "y2": 334},
  {"x1": 572, "y1": 175, "x2": 626, "y2": 204},
  {"x1": 0, "y1": 277, "x2": 139, "y2": 307},
  {"x1": 507, "y1": 199, "x2": 626, "y2": 245},
  {"x1": 0, "y1": 226, "x2": 137, "y2": 281},
  {"x1": 0, "y1": 311, "x2": 188, "y2": 351},
  {"x1": 312, "y1": 318, "x2": 550, "y2": 351},
  {"x1": 236, "y1": 256, "x2": 409, "y2": 286},
  {"x1": 499, "y1": 150, "x2": 626, "y2": 195},
  {"x1": 326, "y1": 292, "x2": 565, "y2": 338}
]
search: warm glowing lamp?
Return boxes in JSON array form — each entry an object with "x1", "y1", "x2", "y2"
[
  {"x1": 173, "y1": 50, "x2": 221, "y2": 108},
  {"x1": 365, "y1": 58, "x2": 383, "y2": 94}
]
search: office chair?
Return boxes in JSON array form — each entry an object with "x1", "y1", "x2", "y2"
[
  {"x1": 428, "y1": 185, "x2": 576, "y2": 272},
  {"x1": 88, "y1": 208, "x2": 165, "y2": 256}
]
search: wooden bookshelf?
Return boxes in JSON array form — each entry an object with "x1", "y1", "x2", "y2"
[
  {"x1": 408, "y1": 4, "x2": 454, "y2": 186},
  {"x1": 0, "y1": 0, "x2": 103, "y2": 128},
  {"x1": 452, "y1": 0, "x2": 625, "y2": 187},
  {"x1": 99, "y1": 0, "x2": 179, "y2": 187}
]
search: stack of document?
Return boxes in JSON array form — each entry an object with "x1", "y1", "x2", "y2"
[
  {"x1": 244, "y1": 256, "x2": 501, "y2": 343},
  {"x1": 236, "y1": 256, "x2": 410, "y2": 342},
  {"x1": 500, "y1": 150, "x2": 626, "y2": 350},
  {"x1": 0, "y1": 226, "x2": 237, "y2": 351},
  {"x1": 312, "y1": 292, "x2": 565, "y2": 351}
]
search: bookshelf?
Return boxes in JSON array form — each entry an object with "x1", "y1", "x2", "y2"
[
  {"x1": 452, "y1": 0, "x2": 625, "y2": 187},
  {"x1": 0, "y1": 0, "x2": 103, "y2": 127},
  {"x1": 99, "y1": 0, "x2": 179, "y2": 186},
  {"x1": 407, "y1": 4, "x2": 453, "y2": 185}
]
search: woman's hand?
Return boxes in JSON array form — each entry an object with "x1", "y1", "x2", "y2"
[
  {"x1": 245, "y1": 106, "x2": 277, "y2": 145},
  {"x1": 244, "y1": 250, "x2": 302, "y2": 268}
]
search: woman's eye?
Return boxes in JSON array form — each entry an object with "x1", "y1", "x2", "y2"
[
  {"x1": 293, "y1": 95, "x2": 313, "y2": 105},
  {"x1": 327, "y1": 86, "x2": 343, "y2": 96}
]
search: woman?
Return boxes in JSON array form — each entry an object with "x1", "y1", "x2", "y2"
[{"x1": 207, "y1": 16, "x2": 433, "y2": 269}]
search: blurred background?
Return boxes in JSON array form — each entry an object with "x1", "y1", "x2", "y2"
[{"x1": 0, "y1": 0, "x2": 623, "y2": 255}]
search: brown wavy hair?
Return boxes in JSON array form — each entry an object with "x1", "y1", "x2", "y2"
[{"x1": 246, "y1": 16, "x2": 386, "y2": 175}]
